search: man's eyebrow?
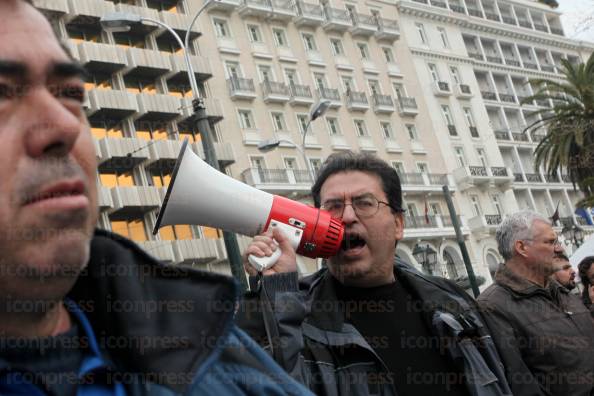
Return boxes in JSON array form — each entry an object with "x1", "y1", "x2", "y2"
[
  {"x1": 49, "y1": 61, "x2": 89, "y2": 80},
  {"x1": 0, "y1": 60, "x2": 26, "y2": 79}
]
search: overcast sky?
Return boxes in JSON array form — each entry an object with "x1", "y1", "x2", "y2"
[{"x1": 558, "y1": 0, "x2": 594, "y2": 42}]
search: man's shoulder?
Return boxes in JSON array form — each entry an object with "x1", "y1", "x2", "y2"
[{"x1": 477, "y1": 282, "x2": 513, "y2": 308}]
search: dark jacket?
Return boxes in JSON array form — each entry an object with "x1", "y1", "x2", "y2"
[
  {"x1": 478, "y1": 264, "x2": 594, "y2": 396},
  {"x1": 239, "y1": 258, "x2": 511, "y2": 396},
  {"x1": 1, "y1": 230, "x2": 311, "y2": 396}
]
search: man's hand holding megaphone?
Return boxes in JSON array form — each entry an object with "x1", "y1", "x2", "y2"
[{"x1": 243, "y1": 228, "x2": 297, "y2": 277}]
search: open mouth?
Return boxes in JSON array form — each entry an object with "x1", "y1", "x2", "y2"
[{"x1": 341, "y1": 233, "x2": 367, "y2": 251}]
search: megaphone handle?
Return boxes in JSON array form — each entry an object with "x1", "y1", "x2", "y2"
[{"x1": 248, "y1": 248, "x2": 282, "y2": 272}]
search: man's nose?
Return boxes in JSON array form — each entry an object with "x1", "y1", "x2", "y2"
[
  {"x1": 341, "y1": 203, "x2": 358, "y2": 224},
  {"x1": 23, "y1": 87, "x2": 82, "y2": 158}
]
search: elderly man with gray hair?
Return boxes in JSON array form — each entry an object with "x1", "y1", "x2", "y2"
[{"x1": 478, "y1": 210, "x2": 594, "y2": 396}]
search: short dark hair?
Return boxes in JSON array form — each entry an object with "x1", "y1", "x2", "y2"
[
  {"x1": 311, "y1": 151, "x2": 403, "y2": 212},
  {"x1": 578, "y1": 256, "x2": 594, "y2": 305}
]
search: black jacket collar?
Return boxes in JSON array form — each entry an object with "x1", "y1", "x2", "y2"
[{"x1": 67, "y1": 230, "x2": 238, "y2": 393}]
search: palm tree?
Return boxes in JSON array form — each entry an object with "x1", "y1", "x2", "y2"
[{"x1": 521, "y1": 52, "x2": 594, "y2": 207}]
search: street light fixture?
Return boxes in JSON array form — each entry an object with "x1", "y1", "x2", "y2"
[
  {"x1": 257, "y1": 99, "x2": 330, "y2": 183},
  {"x1": 100, "y1": 1, "x2": 249, "y2": 291},
  {"x1": 412, "y1": 243, "x2": 438, "y2": 275},
  {"x1": 562, "y1": 223, "x2": 584, "y2": 248}
]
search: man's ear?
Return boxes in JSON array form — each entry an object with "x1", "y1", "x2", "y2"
[
  {"x1": 393, "y1": 211, "x2": 404, "y2": 241},
  {"x1": 515, "y1": 239, "x2": 528, "y2": 259}
]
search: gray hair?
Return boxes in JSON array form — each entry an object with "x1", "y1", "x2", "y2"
[{"x1": 496, "y1": 210, "x2": 551, "y2": 261}]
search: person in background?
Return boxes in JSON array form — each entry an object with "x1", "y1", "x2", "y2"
[
  {"x1": 0, "y1": 1, "x2": 312, "y2": 395},
  {"x1": 478, "y1": 211, "x2": 594, "y2": 396},
  {"x1": 578, "y1": 256, "x2": 594, "y2": 316},
  {"x1": 551, "y1": 253, "x2": 577, "y2": 291}
]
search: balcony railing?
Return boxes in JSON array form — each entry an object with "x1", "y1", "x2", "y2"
[
  {"x1": 469, "y1": 126, "x2": 479, "y2": 138},
  {"x1": 512, "y1": 132, "x2": 529, "y2": 142},
  {"x1": 533, "y1": 23, "x2": 548, "y2": 32},
  {"x1": 523, "y1": 62, "x2": 538, "y2": 70},
  {"x1": 428, "y1": 173, "x2": 448, "y2": 185},
  {"x1": 437, "y1": 81, "x2": 450, "y2": 92},
  {"x1": 525, "y1": 173, "x2": 543, "y2": 183},
  {"x1": 502, "y1": 16, "x2": 516, "y2": 25},
  {"x1": 295, "y1": 0, "x2": 324, "y2": 20},
  {"x1": 430, "y1": 0, "x2": 447, "y2": 8},
  {"x1": 228, "y1": 77, "x2": 255, "y2": 92},
  {"x1": 486, "y1": 56, "x2": 503, "y2": 64},
  {"x1": 485, "y1": 214, "x2": 502, "y2": 226},
  {"x1": 399, "y1": 172, "x2": 425, "y2": 185},
  {"x1": 491, "y1": 167, "x2": 508, "y2": 177},
  {"x1": 372, "y1": 93, "x2": 394, "y2": 110},
  {"x1": 518, "y1": 19, "x2": 531, "y2": 28},
  {"x1": 467, "y1": 8, "x2": 482, "y2": 17},
  {"x1": 481, "y1": 91, "x2": 497, "y2": 100},
  {"x1": 458, "y1": 84, "x2": 471, "y2": 94},
  {"x1": 531, "y1": 133, "x2": 545, "y2": 143},
  {"x1": 550, "y1": 27, "x2": 564, "y2": 36},
  {"x1": 495, "y1": 130, "x2": 510, "y2": 140},
  {"x1": 468, "y1": 52, "x2": 484, "y2": 61},
  {"x1": 450, "y1": 4, "x2": 465, "y2": 13},
  {"x1": 561, "y1": 174, "x2": 572, "y2": 183},
  {"x1": 541, "y1": 65, "x2": 556, "y2": 73},
  {"x1": 469, "y1": 166, "x2": 488, "y2": 176},
  {"x1": 505, "y1": 58, "x2": 521, "y2": 67},
  {"x1": 261, "y1": 80, "x2": 290, "y2": 96},
  {"x1": 405, "y1": 215, "x2": 438, "y2": 229},
  {"x1": 346, "y1": 91, "x2": 369, "y2": 107},
  {"x1": 544, "y1": 174, "x2": 560, "y2": 183},
  {"x1": 499, "y1": 93, "x2": 516, "y2": 103},
  {"x1": 514, "y1": 173, "x2": 524, "y2": 182},
  {"x1": 317, "y1": 87, "x2": 340, "y2": 101},
  {"x1": 399, "y1": 97, "x2": 417, "y2": 110},
  {"x1": 485, "y1": 12, "x2": 499, "y2": 21},
  {"x1": 289, "y1": 83, "x2": 313, "y2": 98}
]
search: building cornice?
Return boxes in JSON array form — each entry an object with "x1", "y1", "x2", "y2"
[{"x1": 397, "y1": 0, "x2": 594, "y2": 52}]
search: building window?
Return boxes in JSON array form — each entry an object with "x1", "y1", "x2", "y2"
[
  {"x1": 272, "y1": 28, "x2": 288, "y2": 47},
  {"x1": 313, "y1": 73, "x2": 327, "y2": 90},
  {"x1": 391, "y1": 161, "x2": 405, "y2": 175},
  {"x1": 354, "y1": 119, "x2": 368, "y2": 137},
  {"x1": 406, "y1": 124, "x2": 418, "y2": 140},
  {"x1": 382, "y1": 47, "x2": 395, "y2": 63},
  {"x1": 417, "y1": 162, "x2": 429, "y2": 173},
  {"x1": 428, "y1": 63, "x2": 440, "y2": 82},
  {"x1": 470, "y1": 195, "x2": 482, "y2": 217},
  {"x1": 380, "y1": 121, "x2": 394, "y2": 139},
  {"x1": 330, "y1": 38, "x2": 344, "y2": 56},
  {"x1": 271, "y1": 112, "x2": 286, "y2": 132},
  {"x1": 326, "y1": 117, "x2": 341, "y2": 135},
  {"x1": 454, "y1": 146, "x2": 466, "y2": 167},
  {"x1": 438, "y1": 27, "x2": 450, "y2": 48},
  {"x1": 258, "y1": 65, "x2": 273, "y2": 82},
  {"x1": 302, "y1": 33, "x2": 317, "y2": 51},
  {"x1": 357, "y1": 42, "x2": 370, "y2": 59},
  {"x1": 111, "y1": 219, "x2": 147, "y2": 242},
  {"x1": 309, "y1": 158, "x2": 322, "y2": 175},
  {"x1": 247, "y1": 24, "x2": 262, "y2": 43},
  {"x1": 213, "y1": 18, "x2": 230, "y2": 38},
  {"x1": 416, "y1": 23, "x2": 428, "y2": 44},
  {"x1": 449, "y1": 66, "x2": 462, "y2": 84},
  {"x1": 441, "y1": 105, "x2": 455, "y2": 133},
  {"x1": 463, "y1": 107, "x2": 476, "y2": 126},
  {"x1": 297, "y1": 114, "x2": 309, "y2": 134},
  {"x1": 238, "y1": 109, "x2": 255, "y2": 129}
]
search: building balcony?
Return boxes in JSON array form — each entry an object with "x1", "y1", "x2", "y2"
[
  {"x1": 125, "y1": 48, "x2": 171, "y2": 79},
  {"x1": 289, "y1": 83, "x2": 314, "y2": 106},
  {"x1": 136, "y1": 93, "x2": 181, "y2": 121},
  {"x1": 98, "y1": 186, "x2": 113, "y2": 210},
  {"x1": 346, "y1": 91, "x2": 369, "y2": 112},
  {"x1": 372, "y1": 94, "x2": 395, "y2": 114},
  {"x1": 469, "y1": 126, "x2": 479, "y2": 138},
  {"x1": 550, "y1": 27, "x2": 564, "y2": 36},
  {"x1": 484, "y1": 12, "x2": 500, "y2": 22},
  {"x1": 468, "y1": 214, "x2": 502, "y2": 235},
  {"x1": 524, "y1": 173, "x2": 543, "y2": 183},
  {"x1": 322, "y1": 7, "x2": 352, "y2": 32},
  {"x1": 450, "y1": 4, "x2": 466, "y2": 13},
  {"x1": 375, "y1": 18, "x2": 400, "y2": 42},
  {"x1": 329, "y1": 135, "x2": 351, "y2": 150},
  {"x1": 193, "y1": 142, "x2": 236, "y2": 168},
  {"x1": 238, "y1": 0, "x2": 273, "y2": 18},
  {"x1": 109, "y1": 186, "x2": 161, "y2": 220},
  {"x1": 159, "y1": 11, "x2": 201, "y2": 40},
  {"x1": 531, "y1": 133, "x2": 546, "y2": 143},
  {"x1": 317, "y1": 87, "x2": 341, "y2": 108},
  {"x1": 76, "y1": 42, "x2": 127, "y2": 74},
  {"x1": 499, "y1": 93, "x2": 516, "y2": 103},
  {"x1": 357, "y1": 136, "x2": 377, "y2": 152},
  {"x1": 34, "y1": 0, "x2": 69, "y2": 13},
  {"x1": 502, "y1": 16, "x2": 516, "y2": 25},
  {"x1": 172, "y1": 239, "x2": 220, "y2": 265},
  {"x1": 269, "y1": 0, "x2": 297, "y2": 20},
  {"x1": 113, "y1": 4, "x2": 159, "y2": 34},
  {"x1": 486, "y1": 55, "x2": 503, "y2": 64},
  {"x1": 87, "y1": 89, "x2": 138, "y2": 123},
  {"x1": 227, "y1": 77, "x2": 257, "y2": 101},
  {"x1": 403, "y1": 214, "x2": 468, "y2": 240},
  {"x1": 169, "y1": 54, "x2": 213, "y2": 83},
  {"x1": 294, "y1": 0, "x2": 325, "y2": 27},
  {"x1": 349, "y1": 13, "x2": 377, "y2": 37},
  {"x1": 456, "y1": 84, "x2": 472, "y2": 98},
  {"x1": 261, "y1": 80, "x2": 290, "y2": 103},
  {"x1": 398, "y1": 97, "x2": 418, "y2": 116},
  {"x1": 494, "y1": 129, "x2": 511, "y2": 141},
  {"x1": 138, "y1": 240, "x2": 176, "y2": 263},
  {"x1": 468, "y1": 52, "x2": 485, "y2": 61},
  {"x1": 399, "y1": 173, "x2": 452, "y2": 194},
  {"x1": 505, "y1": 58, "x2": 521, "y2": 67},
  {"x1": 384, "y1": 138, "x2": 402, "y2": 153},
  {"x1": 481, "y1": 91, "x2": 497, "y2": 101},
  {"x1": 453, "y1": 165, "x2": 491, "y2": 190},
  {"x1": 432, "y1": 81, "x2": 451, "y2": 96},
  {"x1": 518, "y1": 19, "x2": 532, "y2": 28},
  {"x1": 146, "y1": 139, "x2": 185, "y2": 174},
  {"x1": 523, "y1": 62, "x2": 539, "y2": 70},
  {"x1": 240, "y1": 168, "x2": 313, "y2": 194},
  {"x1": 490, "y1": 167, "x2": 514, "y2": 187},
  {"x1": 533, "y1": 23, "x2": 548, "y2": 33},
  {"x1": 97, "y1": 137, "x2": 149, "y2": 173},
  {"x1": 205, "y1": 0, "x2": 241, "y2": 14},
  {"x1": 511, "y1": 131, "x2": 530, "y2": 143},
  {"x1": 447, "y1": 124, "x2": 458, "y2": 136},
  {"x1": 541, "y1": 65, "x2": 556, "y2": 73},
  {"x1": 66, "y1": 0, "x2": 115, "y2": 23},
  {"x1": 514, "y1": 172, "x2": 524, "y2": 182},
  {"x1": 467, "y1": 8, "x2": 483, "y2": 17},
  {"x1": 180, "y1": 97, "x2": 224, "y2": 126}
]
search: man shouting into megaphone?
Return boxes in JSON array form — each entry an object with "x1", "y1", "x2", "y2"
[{"x1": 239, "y1": 151, "x2": 511, "y2": 396}]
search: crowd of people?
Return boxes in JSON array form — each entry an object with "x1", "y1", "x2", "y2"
[{"x1": 0, "y1": 1, "x2": 593, "y2": 395}]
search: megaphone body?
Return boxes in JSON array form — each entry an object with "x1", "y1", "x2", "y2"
[{"x1": 153, "y1": 140, "x2": 344, "y2": 271}]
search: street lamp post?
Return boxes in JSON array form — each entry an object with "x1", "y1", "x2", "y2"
[
  {"x1": 562, "y1": 222, "x2": 584, "y2": 248},
  {"x1": 100, "y1": 3, "x2": 248, "y2": 291},
  {"x1": 412, "y1": 243, "x2": 438, "y2": 275},
  {"x1": 257, "y1": 100, "x2": 330, "y2": 183}
]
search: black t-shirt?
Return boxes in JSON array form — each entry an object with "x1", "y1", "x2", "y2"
[
  {"x1": 0, "y1": 323, "x2": 84, "y2": 396},
  {"x1": 334, "y1": 278, "x2": 469, "y2": 395}
]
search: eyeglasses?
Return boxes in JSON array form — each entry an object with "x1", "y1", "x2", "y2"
[
  {"x1": 523, "y1": 237, "x2": 561, "y2": 247},
  {"x1": 320, "y1": 194, "x2": 403, "y2": 219}
]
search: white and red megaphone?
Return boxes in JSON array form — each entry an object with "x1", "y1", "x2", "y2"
[{"x1": 153, "y1": 140, "x2": 344, "y2": 271}]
